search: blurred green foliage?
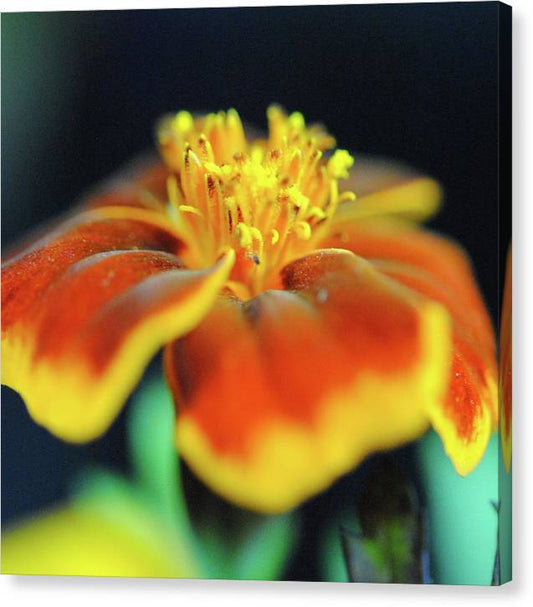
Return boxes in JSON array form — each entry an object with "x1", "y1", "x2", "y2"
[{"x1": 126, "y1": 376, "x2": 299, "y2": 580}]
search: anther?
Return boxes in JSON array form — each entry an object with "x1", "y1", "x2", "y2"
[
  {"x1": 295, "y1": 221, "x2": 312, "y2": 240},
  {"x1": 236, "y1": 223, "x2": 252, "y2": 248},
  {"x1": 178, "y1": 205, "x2": 204, "y2": 218}
]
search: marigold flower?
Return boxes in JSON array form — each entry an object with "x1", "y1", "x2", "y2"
[{"x1": 1, "y1": 106, "x2": 497, "y2": 513}]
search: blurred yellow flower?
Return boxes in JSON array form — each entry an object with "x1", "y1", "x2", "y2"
[{"x1": 2, "y1": 487, "x2": 199, "y2": 578}]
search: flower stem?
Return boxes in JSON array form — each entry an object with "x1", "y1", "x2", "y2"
[{"x1": 128, "y1": 373, "x2": 206, "y2": 575}]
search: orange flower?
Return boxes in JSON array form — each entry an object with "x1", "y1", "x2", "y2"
[{"x1": 1, "y1": 107, "x2": 497, "y2": 512}]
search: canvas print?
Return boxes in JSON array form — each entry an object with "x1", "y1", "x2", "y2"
[{"x1": 1, "y1": 2, "x2": 512, "y2": 585}]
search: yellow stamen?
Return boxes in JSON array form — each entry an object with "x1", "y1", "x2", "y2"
[
  {"x1": 166, "y1": 175, "x2": 181, "y2": 211},
  {"x1": 178, "y1": 205, "x2": 204, "y2": 218},
  {"x1": 236, "y1": 223, "x2": 253, "y2": 248},
  {"x1": 328, "y1": 149, "x2": 355, "y2": 179},
  {"x1": 295, "y1": 221, "x2": 312, "y2": 240},
  {"x1": 157, "y1": 105, "x2": 355, "y2": 294},
  {"x1": 339, "y1": 191, "x2": 357, "y2": 203},
  {"x1": 172, "y1": 110, "x2": 194, "y2": 134}
]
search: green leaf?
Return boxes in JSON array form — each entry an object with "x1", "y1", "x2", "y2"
[
  {"x1": 126, "y1": 373, "x2": 299, "y2": 581},
  {"x1": 320, "y1": 512, "x2": 352, "y2": 583},
  {"x1": 70, "y1": 466, "x2": 202, "y2": 577},
  {"x1": 128, "y1": 375, "x2": 181, "y2": 523},
  {"x1": 340, "y1": 456, "x2": 426, "y2": 583},
  {"x1": 340, "y1": 526, "x2": 390, "y2": 583},
  {"x1": 232, "y1": 513, "x2": 299, "y2": 580}
]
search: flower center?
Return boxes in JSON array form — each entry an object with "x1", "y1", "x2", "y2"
[{"x1": 157, "y1": 105, "x2": 354, "y2": 297}]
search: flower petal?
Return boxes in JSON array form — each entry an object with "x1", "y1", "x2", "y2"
[
  {"x1": 334, "y1": 155, "x2": 442, "y2": 223},
  {"x1": 167, "y1": 249, "x2": 451, "y2": 513},
  {"x1": 2, "y1": 212, "x2": 234, "y2": 441},
  {"x1": 2, "y1": 202, "x2": 184, "y2": 264},
  {"x1": 322, "y1": 219, "x2": 497, "y2": 475},
  {"x1": 82, "y1": 160, "x2": 170, "y2": 212}
]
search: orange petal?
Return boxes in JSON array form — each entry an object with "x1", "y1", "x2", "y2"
[
  {"x1": 2, "y1": 211, "x2": 234, "y2": 442},
  {"x1": 3, "y1": 161, "x2": 175, "y2": 264},
  {"x1": 322, "y1": 219, "x2": 497, "y2": 475},
  {"x1": 334, "y1": 155, "x2": 442, "y2": 223},
  {"x1": 2, "y1": 201, "x2": 185, "y2": 264},
  {"x1": 82, "y1": 160, "x2": 170, "y2": 213},
  {"x1": 500, "y1": 246, "x2": 512, "y2": 471},
  {"x1": 167, "y1": 249, "x2": 451, "y2": 513}
]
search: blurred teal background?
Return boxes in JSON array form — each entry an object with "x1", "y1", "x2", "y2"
[
  {"x1": 320, "y1": 430, "x2": 510, "y2": 585},
  {"x1": 418, "y1": 431, "x2": 511, "y2": 585}
]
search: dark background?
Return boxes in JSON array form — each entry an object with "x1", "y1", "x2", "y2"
[{"x1": 1, "y1": 2, "x2": 505, "y2": 577}]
